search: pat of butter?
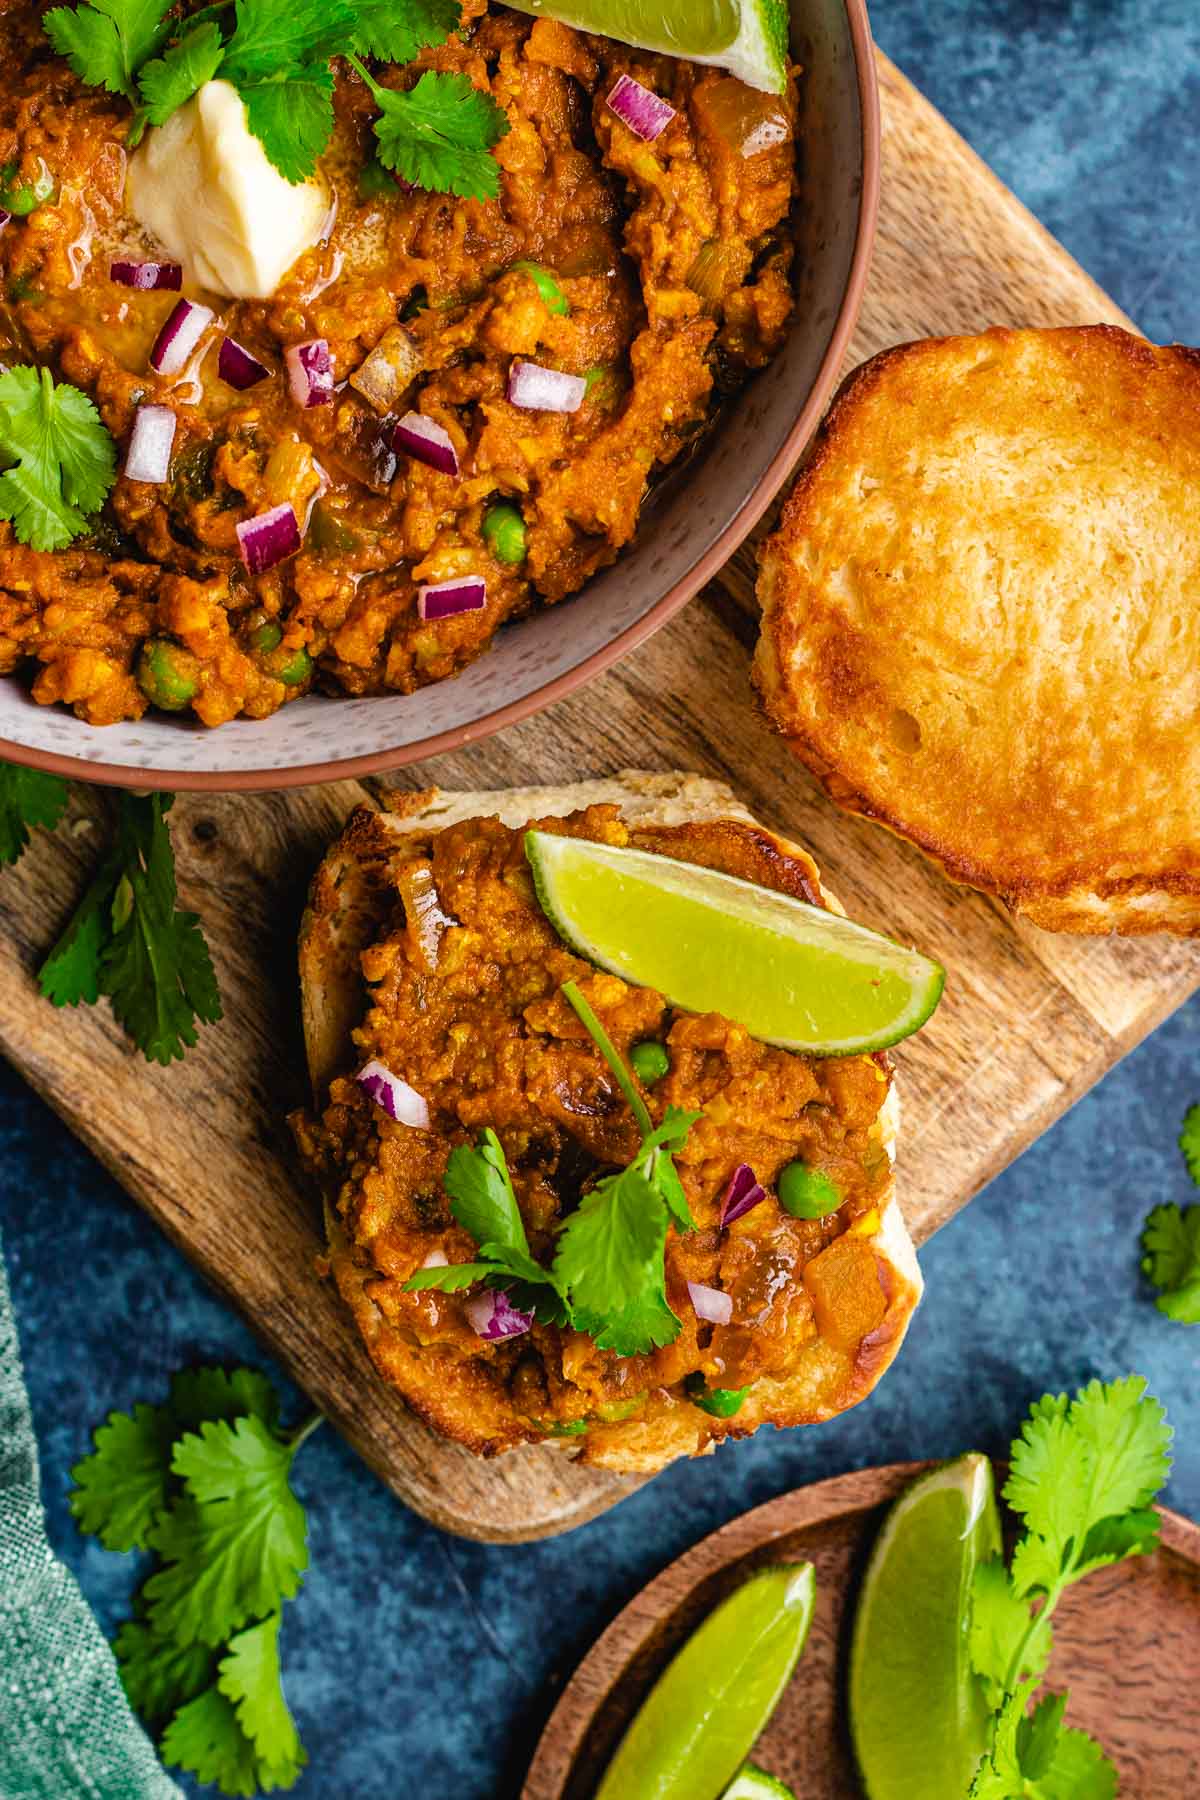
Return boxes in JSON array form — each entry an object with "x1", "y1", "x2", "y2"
[{"x1": 126, "y1": 80, "x2": 328, "y2": 301}]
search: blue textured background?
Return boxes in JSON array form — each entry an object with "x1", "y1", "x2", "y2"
[{"x1": 4, "y1": 2, "x2": 1200, "y2": 1794}]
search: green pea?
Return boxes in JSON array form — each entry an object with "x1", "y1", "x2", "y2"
[
  {"x1": 482, "y1": 502, "x2": 527, "y2": 566},
  {"x1": 778, "y1": 1161, "x2": 842, "y2": 1220},
  {"x1": 0, "y1": 160, "x2": 54, "y2": 217},
  {"x1": 247, "y1": 620, "x2": 282, "y2": 655},
  {"x1": 630, "y1": 1040, "x2": 669, "y2": 1084},
  {"x1": 136, "y1": 638, "x2": 199, "y2": 712},
  {"x1": 685, "y1": 1376, "x2": 749, "y2": 1418},
  {"x1": 265, "y1": 644, "x2": 313, "y2": 687},
  {"x1": 509, "y1": 260, "x2": 569, "y2": 316}
]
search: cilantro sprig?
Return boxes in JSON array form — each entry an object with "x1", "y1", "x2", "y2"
[
  {"x1": 0, "y1": 366, "x2": 117, "y2": 551},
  {"x1": 72, "y1": 1366, "x2": 316, "y2": 1796},
  {"x1": 45, "y1": 0, "x2": 510, "y2": 194},
  {"x1": 407, "y1": 979, "x2": 700, "y2": 1356},
  {"x1": 968, "y1": 1376, "x2": 1173, "y2": 1797},
  {"x1": 1138, "y1": 1107, "x2": 1200, "y2": 1324},
  {"x1": 0, "y1": 762, "x2": 69, "y2": 865},
  {"x1": 39, "y1": 791, "x2": 221, "y2": 1064}
]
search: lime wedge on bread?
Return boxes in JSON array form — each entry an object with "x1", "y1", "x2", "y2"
[
  {"x1": 525, "y1": 832, "x2": 945, "y2": 1055},
  {"x1": 848, "y1": 1456, "x2": 1000, "y2": 1800},
  {"x1": 596, "y1": 1563, "x2": 815, "y2": 1800},
  {"x1": 504, "y1": 0, "x2": 789, "y2": 93}
]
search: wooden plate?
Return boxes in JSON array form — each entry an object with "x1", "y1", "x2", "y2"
[{"x1": 522, "y1": 1464, "x2": 1200, "y2": 1798}]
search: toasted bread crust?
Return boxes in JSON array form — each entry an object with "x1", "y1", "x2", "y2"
[
  {"x1": 754, "y1": 326, "x2": 1200, "y2": 934},
  {"x1": 297, "y1": 773, "x2": 922, "y2": 1474}
]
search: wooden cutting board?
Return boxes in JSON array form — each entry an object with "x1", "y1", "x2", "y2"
[
  {"x1": 2, "y1": 55, "x2": 1197, "y2": 1542},
  {"x1": 522, "y1": 1466, "x2": 1200, "y2": 1798}
]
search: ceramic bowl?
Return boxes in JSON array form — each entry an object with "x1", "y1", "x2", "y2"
[{"x1": 0, "y1": 1, "x2": 879, "y2": 790}]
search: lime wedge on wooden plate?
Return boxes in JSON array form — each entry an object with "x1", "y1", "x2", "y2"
[
  {"x1": 504, "y1": 0, "x2": 789, "y2": 94},
  {"x1": 720, "y1": 1765, "x2": 795, "y2": 1798},
  {"x1": 525, "y1": 833, "x2": 945, "y2": 1055},
  {"x1": 596, "y1": 1563, "x2": 815, "y2": 1800},
  {"x1": 848, "y1": 1456, "x2": 1000, "y2": 1800}
]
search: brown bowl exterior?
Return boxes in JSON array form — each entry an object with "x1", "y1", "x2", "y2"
[{"x1": 0, "y1": 1, "x2": 880, "y2": 791}]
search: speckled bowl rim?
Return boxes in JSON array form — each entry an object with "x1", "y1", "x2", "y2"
[{"x1": 0, "y1": 8, "x2": 880, "y2": 793}]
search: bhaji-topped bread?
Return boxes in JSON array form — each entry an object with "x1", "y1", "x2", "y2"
[
  {"x1": 755, "y1": 326, "x2": 1200, "y2": 935},
  {"x1": 291, "y1": 773, "x2": 922, "y2": 1475}
]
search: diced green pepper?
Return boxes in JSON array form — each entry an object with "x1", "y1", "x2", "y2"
[
  {"x1": 595, "y1": 1395, "x2": 646, "y2": 1424},
  {"x1": 482, "y1": 502, "x2": 527, "y2": 566},
  {"x1": 685, "y1": 1375, "x2": 749, "y2": 1418},
  {"x1": 509, "y1": 260, "x2": 569, "y2": 316},
  {"x1": 136, "y1": 639, "x2": 199, "y2": 712},
  {"x1": 309, "y1": 500, "x2": 359, "y2": 553}
]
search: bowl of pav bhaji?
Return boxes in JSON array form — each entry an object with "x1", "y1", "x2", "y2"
[{"x1": 0, "y1": 0, "x2": 878, "y2": 790}]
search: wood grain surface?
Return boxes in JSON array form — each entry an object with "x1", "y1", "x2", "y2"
[
  {"x1": 1, "y1": 55, "x2": 1197, "y2": 1542},
  {"x1": 521, "y1": 1464, "x2": 1200, "y2": 1799}
]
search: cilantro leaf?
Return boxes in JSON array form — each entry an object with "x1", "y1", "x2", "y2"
[
  {"x1": 445, "y1": 1126, "x2": 528, "y2": 1253},
  {"x1": 356, "y1": 66, "x2": 509, "y2": 201},
  {"x1": 41, "y1": 793, "x2": 222, "y2": 1062},
  {"x1": 69, "y1": 1365, "x2": 282, "y2": 1553},
  {"x1": 162, "y1": 1685, "x2": 262, "y2": 1798},
  {"x1": 404, "y1": 1260, "x2": 497, "y2": 1293},
  {"x1": 221, "y1": 0, "x2": 355, "y2": 81},
  {"x1": 217, "y1": 1615, "x2": 306, "y2": 1786},
  {"x1": 1067, "y1": 1375, "x2": 1173, "y2": 1525},
  {"x1": 1141, "y1": 1202, "x2": 1200, "y2": 1324},
  {"x1": 44, "y1": 0, "x2": 172, "y2": 103},
  {"x1": 0, "y1": 761, "x2": 69, "y2": 865},
  {"x1": 115, "y1": 1620, "x2": 216, "y2": 1728},
  {"x1": 69, "y1": 1402, "x2": 178, "y2": 1551},
  {"x1": 238, "y1": 68, "x2": 335, "y2": 186},
  {"x1": 137, "y1": 21, "x2": 224, "y2": 125},
  {"x1": 969, "y1": 1556, "x2": 1051, "y2": 1708},
  {"x1": 145, "y1": 1416, "x2": 308, "y2": 1646},
  {"x1": 349, "y1": 0, "x2": 459, "y2": 62},
  {"x1": 1036, "y1": 1724, "x2": 1118, "y2": 1800},
  {"x1": 554, "y1": 1165, "x2": 680, "y2": 1355},
  {"x1": 1179, "y1": 1105, "x2": 1200, "y2": 1186},
  {"x1": 0, "y1": 366, "x2": 117, "y2": 550}
]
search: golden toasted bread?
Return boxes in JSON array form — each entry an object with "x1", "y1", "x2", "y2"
[
  {"x1": 754, "y1": 325, "x2": 1200, "y2": 934},
  {"x1": 293, "y1": 772, "x2": 921, "y2": 1476}
]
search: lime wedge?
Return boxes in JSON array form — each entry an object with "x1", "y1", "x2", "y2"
[
  {"x1": 720, "y1": 1766, "x2": 795, "y2": 1799},
  {"x1": 504, "y1": 0, "x2": 788, "y2": 94},
  {"x1": 848, "y1": 1456, "x2": 1000, "y2": 1800},
  {"x1": 525, "y1": 832, "x2": 945, "y2": 1055},
  {"x1": 596, "y1": 1563, "x2": 815, "y2": 1800}
]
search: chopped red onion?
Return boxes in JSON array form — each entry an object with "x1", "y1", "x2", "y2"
[
  {"x1": 355, "y1": 1059, "x2": 431, "y2": 1127},
  {"x1": 218, "y1": 336, "x2": 270, "y2": 391},
  {"x1": 150, "y1": 298, "x2": 215, "y2": 377},
  {"x1": 393, "y1": 411, "x2": 459, "y2": 477},
  {"x1": 720, "y1": 1163, "x2": 767, "y2": 1227},
  {"x1": 418, "y1": 576, "x2": 486, "y2": 622},
  {"x1": 606, "y1": 73, "x2": 677, "y2": 143},
  {"x1": 507, "y1": 359, "x2": 586, "y2": 414},
  {"x1": 235, "y1": 502, "x2": 301, "y2": 576},
  {"x1": 286, "y1": 338, "x2": 334, "y2": 408},
  {"x1": 688, "y1": 1281, "x2": 733, "y2": 1327},
  {"x1": 465, "y1": 1289, "x2": 534, "y2": 1341},
  {"x1": 123, "y1": 404, "x2": 177, "y2": 484},
  {"x1": 110, "y1": 259, "x2": 182, "y2": 291},
  {"x1": 0, "y1": 211, "x2": 11, "y2": 233}
]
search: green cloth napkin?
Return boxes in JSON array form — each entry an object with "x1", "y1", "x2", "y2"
[{"x1": 0, "y1": 1232, "x2": 182, "y2": 1800}]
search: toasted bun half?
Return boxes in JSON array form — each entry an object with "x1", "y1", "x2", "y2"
[
  {"x1": 296, "y1": 772, "x2": 922, "y2": 1475},
  {"x1": 754, "y1": 325, "x2": 1200, "y2": 935}
]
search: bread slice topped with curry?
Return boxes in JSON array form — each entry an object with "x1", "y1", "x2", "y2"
[{"x1": 291, "y1": 772, "x2": 943, "y2": 1475}]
